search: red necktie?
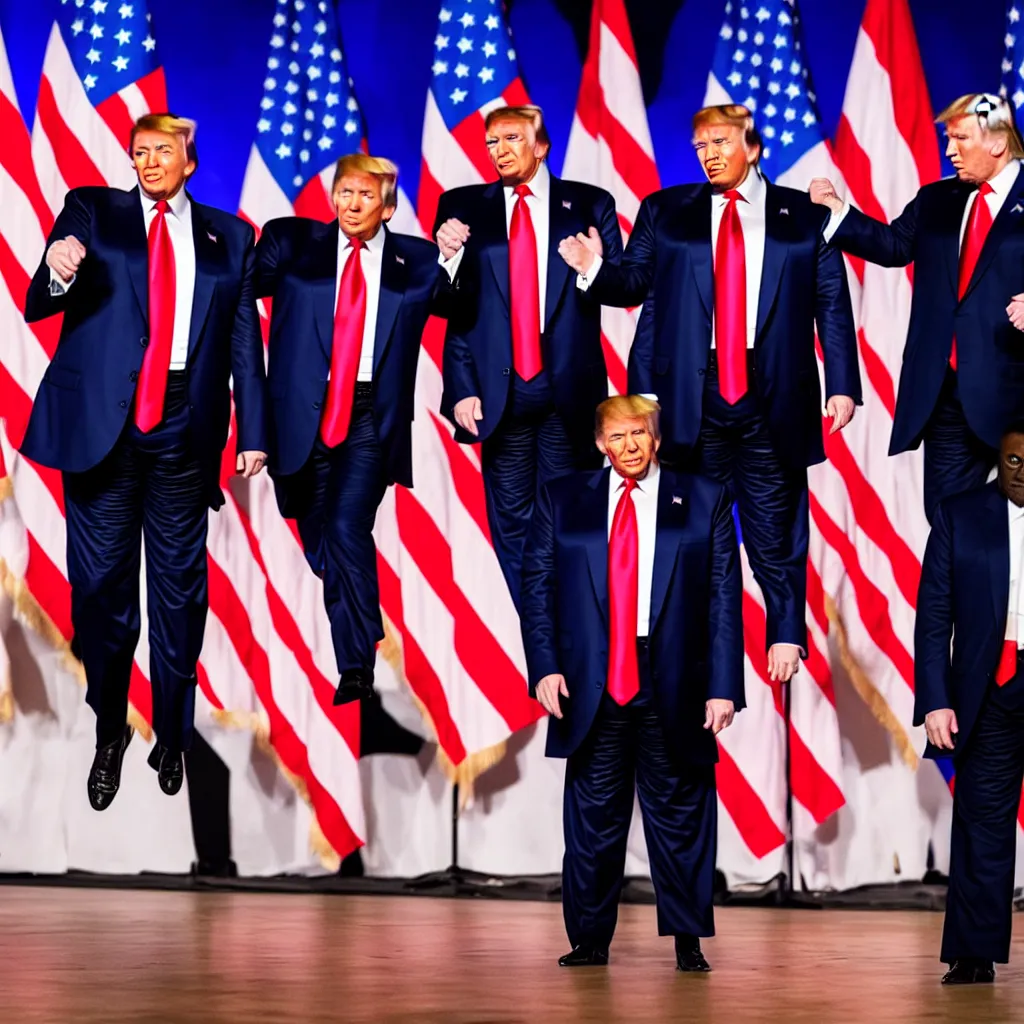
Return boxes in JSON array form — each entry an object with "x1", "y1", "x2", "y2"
[
  {"x1": 950, "y1": 180, "x2": 994, "y2": 372},
  {"x1": 715, "y1": 189, "x2": 747, "y2": 404},
  {"x1": 320, "y1": 237, "x2": 367, "y2": 448},
  {"x1": 996, "y1": 639, "x2": 1016, "y2": 686},
  {"x1": 135, "y1": 199, "x2": 176, "y2": 432},
  {"x1": 608, "y1": 477, "x2": 640, "y2": 706},
  {"x1": 509, "y1": 183, "x2": 543, "y2": 380}
]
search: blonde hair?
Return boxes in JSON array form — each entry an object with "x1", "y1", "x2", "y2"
[
  {"x1": 331, "y1": 153, "x2": 399, "y2": 209},
  {"x1": 691, "y1": 103, "x2": 762, "y2": 164},
  {"x1": 937, "y1": 93, "x2": 1024, "y2": 159},
  {"x1": 129, "y1": 113, "x2": 198, "y2": 168},
  {"x1": 595, "y1": 395, "x2": 661, "y2": 440},
  {"x1": 484, "y1": 104, "x2": 551, "y2": 150}
]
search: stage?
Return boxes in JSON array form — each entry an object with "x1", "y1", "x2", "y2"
[{"x1": 1, "y1": 888, "x2": 1021, "y2": 1022}]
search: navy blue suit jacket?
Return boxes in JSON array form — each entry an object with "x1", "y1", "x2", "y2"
[
  {"x1": 915, "y1": 482, "x2": 1014, "y2": 760},
  {"x1": 434, "y1": 174, "x2": 621, "y2": 455},
  {"x1": 596, "y1": 181, "x2": 860, "y2": 469},
  {"x1": 255, "y1": 218, "x2": 449, "y2": 493},
  {"x1": 520, "y1": 466, "x2": 744, "y2": 761},
  {"x1": 831, "y1": 174, "x2": 1024, "y2": 453},
  {"x1": 23, "y1": 185, "x2": 267, "y2": 509}
]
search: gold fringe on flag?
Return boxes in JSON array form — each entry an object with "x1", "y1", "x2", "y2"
[
  {"x1": 824, "y1": 594, "x2": 919, "y2": 770},
  {"x1": 379, "y1": 614, "x2": 509, "y2": 805}
]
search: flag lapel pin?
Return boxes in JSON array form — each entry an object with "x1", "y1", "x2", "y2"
[
  {"x1": 562, "y1": 200, "x2": 572, "y2": 210},
  {"x1": 672, "y1": 495, "x2": 682, "y2": 505},
  {"x1": 396, "y1": 254, "x2": 405, "y2": 265},
  {"x1": 1013, "y1": 203, "x2": 1024, "y2": 215}
]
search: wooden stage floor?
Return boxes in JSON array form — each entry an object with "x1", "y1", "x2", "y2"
[{"x1": 2, "y1": 887, "x2": 1023, "y2": 1023}]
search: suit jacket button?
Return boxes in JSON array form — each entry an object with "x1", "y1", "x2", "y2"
[
  {"x1": 312, "y1": 401, "x2": 321, "y2": 410},
  {"x1": 502, "y1": 367, "x2": 510, "y2": 376},
  {"x1": 129, "y1": 370, "x2": 138, "y2": 382},
  {"x1": 140, "y1": 336, "x2": 148, "y2": 347},
  {"x1": 119, "y1": 400, "x2": 127, "y2": 408},
  {"x1": 595, "y1": 680, "x2": 603, "y2": 689},
  {"x1": 698, "y1": 368, "x2": 705, "y2": 376}
]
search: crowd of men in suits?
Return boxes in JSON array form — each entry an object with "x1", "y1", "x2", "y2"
[{"x1": 21, "y1": 90, "x2": 1024, "y2": 983}]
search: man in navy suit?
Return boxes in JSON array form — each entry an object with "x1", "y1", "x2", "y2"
[
  {"x1": 256, "y1": 154, "x2": 450, "y2": 706},
  {"x1": 560, "y1": 104, "x2": 860, "y2": 686},
  {"x1": 24, "y1": 114, "x2": 267, "y2": 809},
  {"x1": 433, "y1": 105, "x2": 621, "y2": 610},
  {"x1": 811, "y1": 92, "x2": 1024, "y2": 523},
  {"x1": 915, "y1": 421, "x2": 1024, "y2": 984},
  {"x1": 521, "y1": 394, "x2": 743, "y2": 971}
]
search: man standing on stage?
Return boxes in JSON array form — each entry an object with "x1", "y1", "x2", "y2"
[
  {"x1": 520, "y1": 395, "x2": 743, "y2": 970},
  {"x1": 256, "y1": 154, "x2": 451, "y2": 706},
  {"x1": 811, "y1": 93, "x2": 1024, "y2": 523},
  {"x1": 559, "y1": 104, "x2": 860, "y2": 685},
  {"x1": 433, "y1": 105, "x2": 621, "y2": 610},
  {"x1": 915, "y1": 421, "x2": 1024, "y2": 984},
  {"x1": 24, "y1": 114, "x2": 268, "y2": 808}
]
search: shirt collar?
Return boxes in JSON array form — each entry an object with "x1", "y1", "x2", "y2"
[
  {"x1": 1008, "y1": 497, "x2": 1024, "y2": 523},
  {"x1": 504, "y1": 160, "x2": 550, "y2": 204},
  {"x1": 715, "y1": 166, "x2": 765, "y2": 206},
  {"x1": 613, "y1": 459, "x2": 660, "y2": 494},
  {"x1": 986, "y1": 159, "x2": 1021, "y2": 197},
  {"x1": 140, "y1": 186, "x2": 190, "y2": 220},
  {"x1": 340, "y1": 223, "x2": 386, "y2": 255}
]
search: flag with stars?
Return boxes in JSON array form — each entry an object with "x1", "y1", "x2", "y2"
[
  {"x1": 416, "y1": 0, "x2": 531, "y2": 234},
  {"x1": 32, "y1": 0, "x2": 168, "y2": 212},
  {"x1": 705, "y1": 0, "x2": 826, "y2": 182},
  {"x1": 1000, "y1": 2, "x2": 1024, "y2": 111}
]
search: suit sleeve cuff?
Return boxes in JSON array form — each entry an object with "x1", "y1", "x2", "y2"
[
  {"x1": 575, "y1": 253, "x2": 603, "y2": 292},
  {"x1": 438, "y1": 246, "x2": 465, "y2": 281},
  {"x1": 49, "y1": 265, "x2": 75, "y2": 294},
  {"x1": 822, "y1": 202, "x2": 851, "y2": 243}
]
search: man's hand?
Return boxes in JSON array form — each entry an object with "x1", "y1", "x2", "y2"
[
  {"x1": 557, "y1": 226, "x2": 603, "y2": 276},
  {"x1": 768, "y1": 643, "x2": 801, "y2": 683},
  {"x1": 704, "y1": 698, "x2": 735, "y2": 735},
  {"x1": 536, "y1": 673, "x2": 569, "y2": 719},
  {"x1": 924, "y1": 708, "x2": 959, "y2": 751},
  {"x1": 809, "y1": 178, "x2": 845, "y2": 216},
  {"x1": 453, "y1": 396, "x2": 483, "y2": 436},
  {"x1": 436, "y1": 218, "x2": 470, "y2": 261},
  {"x1": 1007, "y1": 293, "x2": 1024, "y2": 331},
  {"x1": 47, "y1": 235, "x2": 87, "y2": 283},
  {"x1": 236, "y1": 451, "x2": 267, "y2": 478},
  {"x1": 825, "y1": 395, "x2": 856, "y2": 434}
]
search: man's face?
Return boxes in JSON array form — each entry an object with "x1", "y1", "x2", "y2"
[
  {"x1": 945, "y1": 114, "x2": 1003, "y2": 183},
  {"x1": 486, "y1": 118, "x2": 548, "y2": 186},
  {"x1": 693, "y1": 122, "x2": 757, "y2": 191},
  {"x1": 332, "y1": 172, "x2": 394, "y2": 241},
  {"x1": 596, "y1": 414, "x2": 660, "y2": 479},
  {"x1": 132, "y1": 130, "x2": 195, "y2": 201},
  {"x1": 999, "y1": 431, "x2": 1024, "y2": 507}
]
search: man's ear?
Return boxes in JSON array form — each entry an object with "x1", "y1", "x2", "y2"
[{"x1": 595, "y1": 436, "x2": 608, "y2": 457}]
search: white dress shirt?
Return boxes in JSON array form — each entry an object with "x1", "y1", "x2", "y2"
[
  {"x1": 607, "y1": 461, "x2": 660, "y2": 637},
  {"x1": 1007, "y1": 499, "x2": 1024, "y2": 646},
  {"x1": 823, "y1": 159, "x2": 1022, "y2": 248},
  {"x1": 439, "y1": 161, "x2": 552, "y2": 326},
  {"x1": 50, "y1": 187, "x2": 197, "y2": 370},
  {"x1": 334, "y1": 225, "x2": 385, "y2": 382}
]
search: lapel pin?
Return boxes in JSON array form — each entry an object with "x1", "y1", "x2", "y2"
[
  {"x1": 563, "y1": 200, "x2": 572, "y2": 209},
  {"x1": 395, "y1": 254, "x2": 405, "y2": 264},
  {"x1": 1013, "y1": 203, "x2": 1024, "y2": 214},
  {"x1": 779, "y1": 207, "x2": 789, "y2": 216},
  {"x1": 207, "y1": 231, "x2": 218, "y2": 243},
  {"x1": 672, "y1": 495, "x2": 682, "y2": 505}
]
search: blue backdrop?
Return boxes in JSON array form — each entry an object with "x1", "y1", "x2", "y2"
[{"x1": 0, "y1": 0, "x2": 1006, "y2": 215}]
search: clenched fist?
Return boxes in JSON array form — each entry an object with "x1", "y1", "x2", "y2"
[
  {"x1": 436, "y1": 218, "x2": 470, "y2": 261},
  {"x1": 809, "y1": 178, "x2": 844, "y2": 216},
  {"x1": 47, "y1": 235, "x2": 87, "y2": 283}
]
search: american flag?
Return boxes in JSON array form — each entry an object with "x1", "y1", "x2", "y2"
[
  {"x1": 371, "y1": 0, "x2": 544, "y2": 792},
  {"x1": 1001, "y1": 2, "x2": 1024, "y2": 110},
  {"x1": 705, "y1": 0, "x2": 845, "y2": 885}
]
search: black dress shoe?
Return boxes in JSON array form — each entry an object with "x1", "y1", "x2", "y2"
[
  {"x1": 147, "y1": 743, "x2": 184, "y2": 795},
  {"x1": 333, "y1": 668, "x2": 374, "y2": 706},
  {"x1": 558, "y1": 946, "x2": 609, "y2": 967},
  {"x1": 941, "y1": 959, "x2": 995, "y2": 985},
  {"x1": 675, "y1": 936, "x2": 712, "y2": 972},
  {"x1": 87, "y1": 727, "x2": 134, "y2": 811}
]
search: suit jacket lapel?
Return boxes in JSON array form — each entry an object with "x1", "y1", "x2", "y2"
[
  {"x1": 187, "y1": 200, "x2": 218, "y2": 359},
  {"x1": 312, "y1": 221, "x2": 340, "y2": 362},
  {"x1": 372, "y1": 227, "x2": 408, "y2": 376},
  {"x1": 941, "y1": 180, "x2": 972, "y2": 296},
  {"x1": 482, "y1": 181, "x2": 511, "y2": 312},
  {"x1": 986, "y1": 485, "x2": 1011, "y2": 634},
  {"x1": 649, "y1": 470, "x2": 685, "y2": 635},
  {"x1": 756, "y1": 185, "x2": 789, "y2": 340},
  {"x1": 583, "y1": 469, "x2": 611, "y2": 624},
  {"x1": 689, "y1": 184, "x2": 714, "y2": 321},
  {"x1": 963, "y1": 167, "x2": 1024, "y2": 301},
  {"x1": 545, "y1": 175, "x2": 572, "y2": 326},
  {"x1": 119, "y1": 187, "x2": 149, "y2": 321}
]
